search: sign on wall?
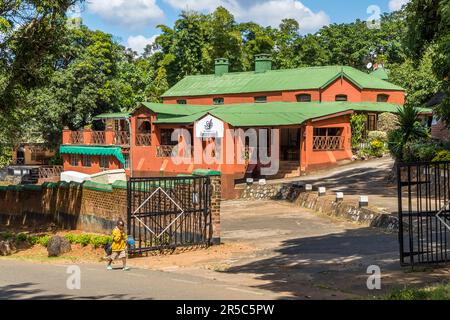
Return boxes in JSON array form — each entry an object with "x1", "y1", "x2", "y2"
[{"x1": 195, "y1": 115, "x2": 224, "y2": 138}]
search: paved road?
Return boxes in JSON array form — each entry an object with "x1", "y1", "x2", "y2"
[
  {"x1": 0, "y1": 259, "x2": 280, "y2": 299},
  {"x1": 1, "y1": 198, "x2": 448, "y2": 299}
]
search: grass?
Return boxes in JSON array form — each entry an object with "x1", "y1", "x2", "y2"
[{"x1": 384, "y1": 282, "x2": 450, "y2": 300}]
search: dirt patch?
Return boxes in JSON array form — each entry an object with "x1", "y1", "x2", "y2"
[
  {"x1": 127, "y1": 242, "x2": 256, "y2": 271},
  {"x1": 4, "y1": 243, "x2": 106, "y2": 264}
]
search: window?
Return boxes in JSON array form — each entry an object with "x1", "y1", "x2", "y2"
[
  {"x1": 313, "y1": 128, "x2": 342, "y2": 136},
  {"x1": 138, "y1": 119, "x2": 151, "y2": 133},
  {"x1": 367, "y1": 114, "x2": 377, "y2": 131},
  {"x1": 70, "y1": 154, "x2": 79, "y2": 166},
  {"x1": 177, "y1": 99, "x2": 187, "y2": 105},
  {"x1": 296, "y1": 94, "x2": 312, "y2": 102},
  {"x1": 100, "y1": 156, "x2": 109, "y2": 169},
  {"x1": 160, "y1": 128, "x2": 177, "y2": 146},
  {"x1": 377, "y1": 94, "x2": 389, "y2": 102},
  {"x1": 254, "y1": 96, "x2": 267, "y2": 103},
  {"x1": 335, "y1": 94, "x2": 348, "y2": 101},
  {"x1": 82, "y1": 155, "x2": 91, "y2": 167},
  {"x1": 213, "y1": 97, "x2": 224, "y2": 105},
  {"x1": 123, "y1": 154, "x2": 130, "y2": 169}
]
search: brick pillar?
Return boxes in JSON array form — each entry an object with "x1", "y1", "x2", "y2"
[
  {"x1": 62, "y1": 127, "x2": 71, "y2": 144},
  {"x1": 210, "y1": 175, "x2": 221, "y2": 245},
  {"x1": 105, "y1": 125, "x2": 114, "y2": 145},
  {"x1": 83, "y1": 128, "x2": 92, "y2": 145}
]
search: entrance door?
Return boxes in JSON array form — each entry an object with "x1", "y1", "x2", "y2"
[
  {"x1": 280, "y1": 128, "x2": 300, "y2": 161},
  {"x1": 16, "y1": 148, "x2": 25, "y2": 165}
]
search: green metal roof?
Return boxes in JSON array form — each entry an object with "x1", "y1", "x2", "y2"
[
  {"x1": 162, "y1": 66, "x2": 404, "y2": 98},
  {"x1": 150, "y1": 101, "x2": 432, "y2": 127},
  {"x1": 371, "y1": 67, "x2": 390, "y2": 81},
  {"x1": 59, "y1": 145, "x2": 125, "y2": 164},
  {"x1": 140, "y1": 102, "x2": 214, "y2": 116},
  {"x1": 93, "y1": 112, "x2": 131, "y2": 120}
]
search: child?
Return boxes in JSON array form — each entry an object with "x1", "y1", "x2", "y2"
[{"x1": 107, "y1": 219, "x2": 130, "y2": 271}]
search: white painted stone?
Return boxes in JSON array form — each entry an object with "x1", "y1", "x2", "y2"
[
  {"x1": 359, "y1": 195, "x2": 369, "y2": 207},
  {"x1": 258, "y1": 179, "x2": 267, "y2": 185},
  {"x1": 318, "y1": 187, "x2": 326, "y2": 196},
  {"x1": 305, "y1": 184, "x2": 313, "y2": 191},
  {"x1": 246, "y1": 178, "x2": 254, "y2": 185},
  {"x1": 336, "y1": 192, "x2": 344, "y2": 201}
]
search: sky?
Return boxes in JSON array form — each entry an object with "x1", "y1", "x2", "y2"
[{"x1": 68, "y1": 0, "x2": 410, "y2": 55}]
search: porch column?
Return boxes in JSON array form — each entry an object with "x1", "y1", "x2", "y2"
[
  {"x1": 302, "y1": 124, "x2": 314, "y2": 171},
  {"x1": 62, "y1": 127, "x2": 71, "y2": 144},
  {"x1": 105, "y1": 124, "x2": 114, "y2": 145},
  {"x1": 83, "y1": 128, "x2": 92, "y2": 145}
]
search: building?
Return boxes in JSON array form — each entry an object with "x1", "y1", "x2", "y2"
[
  {"x1": 60, "y1": 55, "x2": 432, "y2": 196},
  {"x1": 12, "y1": 143, "x2": 55, "y2": 166},
  {"x1": 427, "y1": 92, "x2": 450, "y2": 142}
]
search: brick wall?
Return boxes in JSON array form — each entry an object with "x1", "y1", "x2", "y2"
[{"x1": 0, "y1": 184, "x2": 127, "y2": 234}]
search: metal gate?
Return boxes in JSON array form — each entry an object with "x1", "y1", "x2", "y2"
[
  {"x1": 127, "y1": 176, "x2": 212, "y2": 254},
  {"x1": 397, "y1": 161, "x2": 450, "y2": 266}
]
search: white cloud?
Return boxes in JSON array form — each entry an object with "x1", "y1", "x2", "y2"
[
  {"x1": 389, "y1": 0, "x2": 410, "y2": 11},
  {"x1": 88, "y1": 0, "x2": 164, "y2": 29},
  {"x1": 164, "y1": 0, "x2": 330, "y2": 33},
  {"x1": 127, "y1": 34, "x2": 158, "y2": 55}
]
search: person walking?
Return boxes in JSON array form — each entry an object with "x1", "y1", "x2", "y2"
[{"x1": 107, "y1": 219, "x2": 130, "y2": 271}]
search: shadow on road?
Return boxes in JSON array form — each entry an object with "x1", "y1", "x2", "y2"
[
  {"x1": 0, "y1": 282, "x2": 148, "y2": 300},
  {"x1": 221, "y1": 227, "x2": 449, "y2": 299}
]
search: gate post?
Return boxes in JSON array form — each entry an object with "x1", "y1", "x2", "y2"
[
  {"x1": 210, "y1": 174, "x2": 222, "y2": 245},
  {"x1": 193, "y1": 169, "x2": 222, "y2": 245}
]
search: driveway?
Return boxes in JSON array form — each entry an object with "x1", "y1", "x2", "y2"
[{"x1": 213, "y1": 200, "x2": 450, "y2": 299}]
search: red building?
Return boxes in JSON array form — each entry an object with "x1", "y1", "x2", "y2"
[{"x1": 60, "y1": 55, "x2": 431, "y2": 196}]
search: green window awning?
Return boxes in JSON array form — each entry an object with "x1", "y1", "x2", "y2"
[{"x1": 59, "y1": 145, "x2": 125, "y2": 164}]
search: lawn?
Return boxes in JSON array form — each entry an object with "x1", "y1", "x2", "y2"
[{"x1": 385, "y1": 282, "x2": 450, "y2": 300}]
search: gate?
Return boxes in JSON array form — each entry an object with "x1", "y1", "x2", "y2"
[
  {"x1": 127, "y1": 176, "x2": 212, "y2": 254},
  {"x1": 397, "y1": 161, "x2": 450, "y2": 266}
]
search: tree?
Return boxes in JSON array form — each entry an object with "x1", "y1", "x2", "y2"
[{"x1": 404, "y1": 0, "x2": 450, "y2": 125}]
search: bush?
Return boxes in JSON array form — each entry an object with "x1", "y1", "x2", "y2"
[
  {"x1": 433, "y1": 150, "x2": 450, "y2": 162},
  {"x1": 16, "y1": 233, "x2": 28, "y2": 242},
  {"x1": 36, "y1": 235, "x2": 51, "y2": 247},
  {"x1": 90, "y1": 235, "x2": 112, "y2": 248},
  {"x1": 403, "y1": 141, "x2": 438, "y2": 162},
  {"x1": 350, "y1": 114, "x2": 367, "y2": 149},
  {"x1": 63, "y1": 233, "x2": 112, "y2": 248},
  {"x1": 369, "y1": 139, "x2": 386, "y2": 157},
  {"x1": 368, "y1": 131, "x2": 388, "y2": 143},
  {"x1": 377, "y1": 112, "x2": 398, "y2": 133}
]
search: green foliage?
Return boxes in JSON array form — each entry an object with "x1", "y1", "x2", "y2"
[
  {"x1": 64, "y1": 233, "x2": 112, "y2": 248},
  {"x1": 37, "y1": 235, "x2": 51, "y2": 247},
  {"x1": 369, "y1": 139, "x2": 386, "y2": 157},
  {"x1": 403, "y1": 141, "x2": 439, "y2": 162},
  {"x1": 350, "y1": 114, "x2": 367, "y2": 148},
  {"x1": 405, "y1": 0, "x2": 450, "y2": 126},
  {"x1": 387, "y1": 105, "x2": 430, "y2": 161},
  {"x1": 385, "y1": 282, "x2": 450, "y2": 300},
  {"x1": 433, "y1": 150, "x2": 450, "y2": 162}
]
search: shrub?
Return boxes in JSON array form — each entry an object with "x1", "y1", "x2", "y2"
[
  {"x1": 76, "y1": 234, "x2": 92, "y2": 247},
  {"x1": 64, "y1": 233, "x2": 77, "y2": 243},
  {"x1": 350, "y1": 114, "x2": 367, "y2": 149},
  {"x1": 90, "y1": 235, "x2": 112, "y2": 248},
  {"x1": 403, "y1": 141, "x2": 438, "y2": 162},
  {"x1": 37, "y1": 235, "x2": 51, "y2": 247},
  {"x1": 16, "y1": 233, "x2": 28, "y2": 242},
  {"x1": 368, "y1": 131, "x2": 388, "y2": 143},
  {"x1": 433, "y1": 150, "x2": 450, "y2": 162},
  {"x1": 369, "y1": 139, "x2": 386, "y2": 157},
  {"x1": 377, "y1": 112, "x2": 399, "y2": 133},
  {"x1": 0, "y1": 231, "x2": 14, "y2": 240}
]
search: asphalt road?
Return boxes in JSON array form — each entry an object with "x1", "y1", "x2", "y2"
[{"x1": 0, "y1": 259, "x2": 279, "y2": 300}]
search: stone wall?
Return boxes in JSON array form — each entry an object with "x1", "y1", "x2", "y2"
[{"x1": 239, "y1": 182, "x2": 398, "y2": 231}]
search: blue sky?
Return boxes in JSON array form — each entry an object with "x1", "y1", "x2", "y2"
[{"x1": 70, "y1": 0, "x2": 409, "y2": 54}]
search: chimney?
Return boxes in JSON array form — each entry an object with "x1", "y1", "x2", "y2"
[
  {"x1": 215, "y1": 58, "x2": 229, "y2": 76},
  {"x1": 255, "y1": 54, "x2": 272, "y2": 73}
]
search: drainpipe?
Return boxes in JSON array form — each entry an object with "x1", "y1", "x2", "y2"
[{"x1": 125, "y1": 117, "x2": 133, "y2": 177}]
